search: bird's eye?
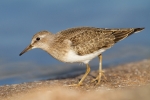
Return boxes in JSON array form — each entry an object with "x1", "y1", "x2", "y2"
[{"x1": 36, "y1": 37, "x2": 40, "y2": 41}]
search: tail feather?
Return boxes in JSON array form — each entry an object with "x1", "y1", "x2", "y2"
[
  {"x1": 113, "y1": 28, "x2": 144, "y2": 43},
  {"x1": 133, "y1": 28, "x2": 145, "y2": 33}
]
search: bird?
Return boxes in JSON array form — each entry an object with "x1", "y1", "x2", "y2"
[{"x1": 19, "y1": 27, "x2": 144, "y2": 86}]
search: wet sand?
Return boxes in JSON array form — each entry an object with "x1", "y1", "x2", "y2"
[{"x1": 0, "y1": 59, "x2": 150, "y2": 100}]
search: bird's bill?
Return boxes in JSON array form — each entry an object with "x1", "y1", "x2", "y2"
[{"x1": 19, "y1": 44, "x2": 33, "y2": 56}]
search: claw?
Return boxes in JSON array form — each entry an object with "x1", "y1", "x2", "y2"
[{"x1": 91, "y1": 70, "x2": 106, "y2": 85}]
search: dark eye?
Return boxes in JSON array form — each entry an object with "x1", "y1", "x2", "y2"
[{"x1": 36, "y1": 37, "x2": 40, "y2": 41}]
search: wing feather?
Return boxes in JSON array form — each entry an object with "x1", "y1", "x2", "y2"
[{"x1": 55, "y1": 27, "x2": 144, "y2": 55}]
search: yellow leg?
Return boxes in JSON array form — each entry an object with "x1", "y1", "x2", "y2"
[
  {"x1": 91, "y1": 54, "x2": 106, "y2": 85},
  {"x1": 69, "y1": 64, "x2": 91, "y2": 86}
]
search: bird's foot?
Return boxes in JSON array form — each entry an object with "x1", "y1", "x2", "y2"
[{"x1": 91, "y1": 70, "x2": 107, "y2": 85}]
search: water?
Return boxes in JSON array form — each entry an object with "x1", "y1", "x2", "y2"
[{"x1": 0, "y1": 0, "x2": 150, "y2": 86}]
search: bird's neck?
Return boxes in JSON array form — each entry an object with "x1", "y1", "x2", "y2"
[{"x1": 41, "y1": 35, "x2": 68, "y2": 62}]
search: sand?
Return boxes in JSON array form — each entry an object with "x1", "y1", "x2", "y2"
[{"x1": 0, "y1": 59, "x2": 150, "y2": 100}]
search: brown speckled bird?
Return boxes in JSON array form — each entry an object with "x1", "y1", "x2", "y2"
[{"x1": 19, "y1": 27, "x2": 144, "y2": 86}]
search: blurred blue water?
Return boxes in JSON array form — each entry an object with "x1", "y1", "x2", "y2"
[{"x1": 0, "y1": 0, "x2": 150, "y2": 85}]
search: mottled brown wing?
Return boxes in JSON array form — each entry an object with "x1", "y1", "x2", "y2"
[
  {"x1": 56, "y1": 27, "x2": 144, "y2": 55},
  {"x1": 69, "y1": 28, "x2": 116, "y2": 55}
]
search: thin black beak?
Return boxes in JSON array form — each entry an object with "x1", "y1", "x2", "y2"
[{"x1": 19, "y1": 45, "x2": 33, "y2": 56}]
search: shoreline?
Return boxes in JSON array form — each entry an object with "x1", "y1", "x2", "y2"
[{"x1": 0, "y1": 59, "x2": 150, "y2": 100}]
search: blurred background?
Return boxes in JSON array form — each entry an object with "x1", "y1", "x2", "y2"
[{"x1": 0, "y1": 0, "x2": 149, "y2": 85}]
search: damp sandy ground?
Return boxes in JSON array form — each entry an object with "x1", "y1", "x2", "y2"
[{"x1": 0, "y1": 59, "x2": 150, "y2": 100}]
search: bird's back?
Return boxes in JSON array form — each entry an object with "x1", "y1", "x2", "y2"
[{"x1": 55, "y1": 27, "x2": 144, "y2": 55}]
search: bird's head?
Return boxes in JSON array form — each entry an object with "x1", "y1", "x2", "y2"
[{"x1": 19, "y1": 31, "x2": 52, "y2": 56}]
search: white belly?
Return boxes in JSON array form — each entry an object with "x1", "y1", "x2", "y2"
[{"x1": 63, "y1": 49, "x2": 106, "y2": 64}]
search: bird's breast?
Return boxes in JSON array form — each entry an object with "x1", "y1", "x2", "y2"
[{"x1": 63, "y1": 49, "x2": 106, "y2": 64}]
